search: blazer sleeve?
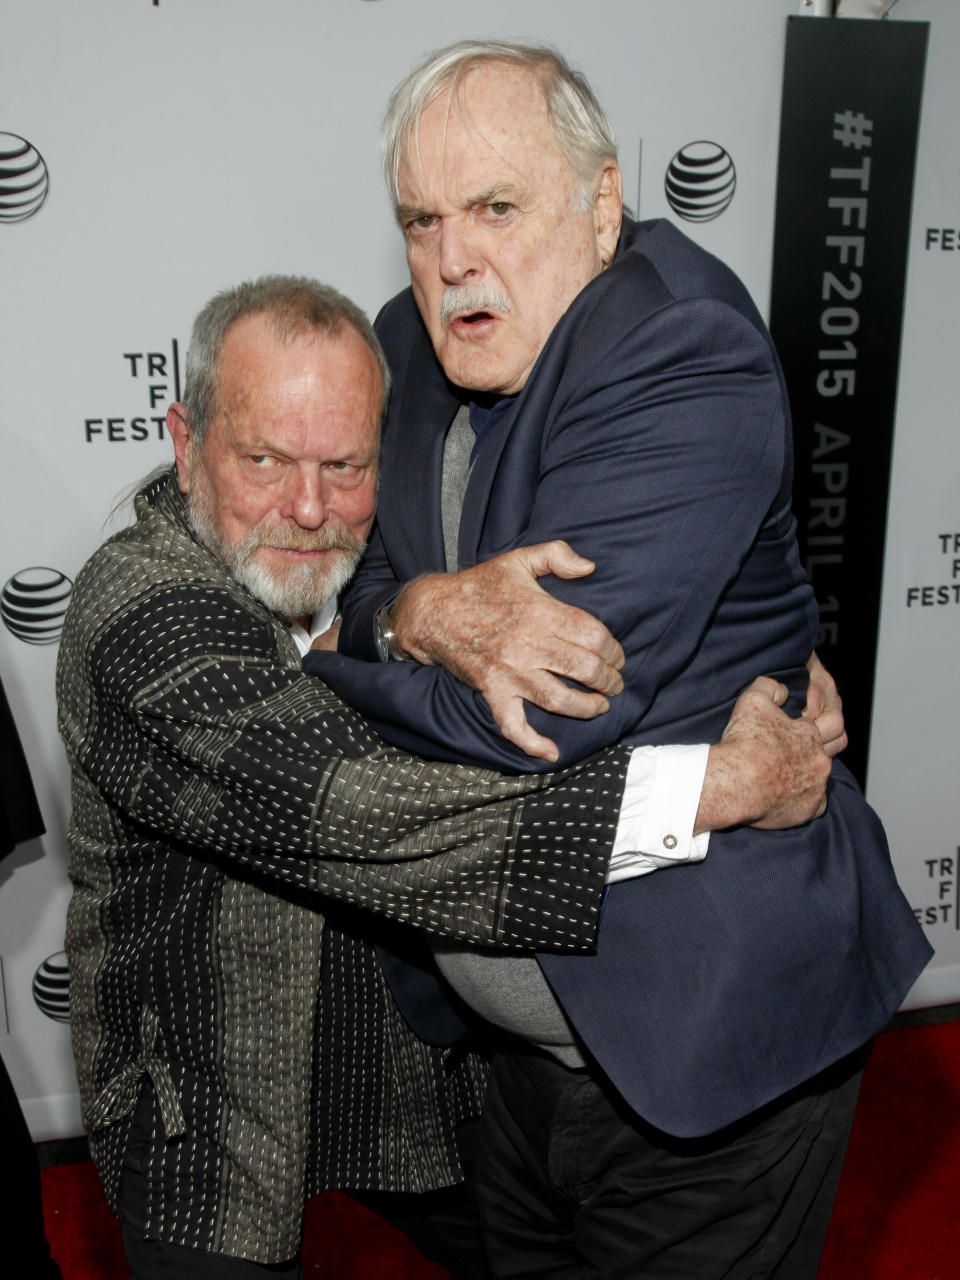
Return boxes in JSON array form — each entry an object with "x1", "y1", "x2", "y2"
[
  {"x1": 310, "y1": 295, "x2": 792, "y2": 770},
  {"x1": 336, "y1": 516, "x2": 402, "y2": 662},
  {"x1": 336, "y1": 292, "x2": 452, "y2": 661}
]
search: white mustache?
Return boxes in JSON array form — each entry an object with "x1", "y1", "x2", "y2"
[{"x1": 440, "y1": 285, "x2": 512, "y2": 326}]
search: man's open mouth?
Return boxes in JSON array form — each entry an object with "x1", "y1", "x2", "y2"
[{"x1": 453, "y1": 309, "x2": 499, "y2": 328}]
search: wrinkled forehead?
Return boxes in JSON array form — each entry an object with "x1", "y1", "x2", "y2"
[
  {"x1": 396, "y1": 61, "x2": 563, "y2": 198},
  {"x1": 212, "y1": 318, "x2": 383, "y2": 432}
]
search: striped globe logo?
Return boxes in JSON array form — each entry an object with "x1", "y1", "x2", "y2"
[
  {"x1": 33, "y1": 951, "x2": 71, "y2": 1022},
  {"x1": 0, "y1": 133, "x2": 49, "y2": 223},
  {"x1": 1, "y1": 567, "x2": 73, "y2": 645},
  {"x1": 664, "y1": 141, "x2": 736, "y2": 223}
]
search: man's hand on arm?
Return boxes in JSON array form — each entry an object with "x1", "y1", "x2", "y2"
[
  {"x1": 387, "y1": 541, "x2": 625, "y2": 763},
  {"x1": 696, "y1": 677, "x2": 832, "y2": 834},
  {"x1": 613, "y1": 668, "x2": 845, "y2": 878}
]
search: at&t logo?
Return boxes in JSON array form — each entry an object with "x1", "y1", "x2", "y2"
[
  {"x1": 665, "y1": 141, "x2": 736, "y2": 223},
  {"x1": 33, "y1": 951, "x2": 71, "y2": 1022},
  {"x1": 1, "y1": 568, "x2": 73, "y2": 645},
  {"x1": 0, "y1": 133, "x2": 49, "y2": 223}
]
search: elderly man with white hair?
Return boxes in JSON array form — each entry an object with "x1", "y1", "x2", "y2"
[{"x1": 309, "y1": 38, "x2": 931, "y2": 1279}]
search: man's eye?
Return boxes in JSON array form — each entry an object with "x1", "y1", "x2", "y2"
[
  {"x1": 248, "y1": 455, "x2": 280, "y2": 470},
  {"x1": 326, "y1": 461, "x2": 369, "y2": 489},
  {"x1": 407, "y1": 214, "x2": 436, "y2": 232},
  {"x1": 487, "y1": 202, "x2": 514, "y2": 218}
]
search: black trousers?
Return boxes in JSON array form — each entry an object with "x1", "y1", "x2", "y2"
[
  {"x1": 475, "y1": 1043, "x2": 868, "y2": 1279},
  {"x1": 355, "y1": 1116, "x2": 490, "y2": 1280}
]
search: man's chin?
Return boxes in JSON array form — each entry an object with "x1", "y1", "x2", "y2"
[
  {"x1": 236, "y1": 557, "x2": 337, "y2": 620},
  {"x1": 236, "y1": 547, "x2": 359, "y2": 620},
  {"x1": 435, "y1": 341, "x2": 525, "y2": 397}
]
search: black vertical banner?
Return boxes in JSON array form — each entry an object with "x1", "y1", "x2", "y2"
[{"x1": 769, "y1": 17, "x2": 928, "y2": 787}]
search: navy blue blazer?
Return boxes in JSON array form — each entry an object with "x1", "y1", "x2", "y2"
[{"x1": 308, "y1": 218, "x2": 931, "y2": 1137}]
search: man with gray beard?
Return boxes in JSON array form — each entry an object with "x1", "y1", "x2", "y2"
[
  {"x1": 185, "y1": 440, "x2": 366, "y2": 623},
  {"x1": 171, "y1": 277, "x2": 376, "y2": 632},
  {"x1": 57, "y1": 274, "x2": 645, "y2": 1277}
]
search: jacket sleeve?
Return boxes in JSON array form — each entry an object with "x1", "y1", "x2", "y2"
[
  {"x1": 310, "y1": 296, "x2": 793, "y2": 770},
  {"x1": 336, "y1": 293, "x2": 448, "y2": 661},
  {"x1": 59, "y1": 577, "x2": 627, "y2": 952},
  {"x1": 336, "y1": 516, "x2": 403, "y2": 661}
]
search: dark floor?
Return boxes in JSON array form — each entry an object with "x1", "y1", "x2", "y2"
[
  {"x1": 36, "y1": 1001, "x2": 960, "y2": 1169},
  {"x1": 37, "y1": 1133, "x2": 90, "y2": 1169},
  {"x1": 887, "y1": 998, "x2": 960, "y2": 1030}
]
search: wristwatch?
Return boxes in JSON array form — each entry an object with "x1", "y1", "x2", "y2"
[{"x1": 374, "y1": 605, "x2": 405, "y2": 662}]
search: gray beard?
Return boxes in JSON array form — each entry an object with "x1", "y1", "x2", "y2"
[{"x1": 187, "y1": 478, "x2": 363, "y2": 621}]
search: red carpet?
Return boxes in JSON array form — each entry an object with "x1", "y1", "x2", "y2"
[
  {"x1": 40, "y1": 1019, "x2": 960, "y2": 1278},
  {"x1": 816, "y1": 1019, "x2": 960, "y2": 1279}
]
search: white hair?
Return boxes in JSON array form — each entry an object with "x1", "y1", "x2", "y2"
[{"x1": 381, "y1": 39, "x2": 618, "y2": 213}]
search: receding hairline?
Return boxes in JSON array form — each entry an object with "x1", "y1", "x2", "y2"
[
  {"x1": 182, "y1": 274, "x2": 390, "y2": 443},
  {"x1": 218, "y1": 306, "x2": 381, "y2": 365},
  {"x1": 393, "y1": 59, "x2": 570, "y2": 196},
  {"x1": 215, "y1": 309, "x2": 383, "y2": 405},
  {"x1": 395, "y1": 61, "x2": 555, "y2": 192},
  {"x1": 383, "y1": 41, "x2": 619, "y2": 211}
]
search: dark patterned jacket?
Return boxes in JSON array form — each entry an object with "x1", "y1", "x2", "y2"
[{"x1": 56, "y1": 471, "x2": 628, "y2": 1263}]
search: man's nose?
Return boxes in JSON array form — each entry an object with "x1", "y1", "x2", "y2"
[
  {"x1": 285, "y1": 467, "x2": 328, "y2": 529},
  {"x1": 438, "y1": 218, "x2": 482, "y2": 285}
]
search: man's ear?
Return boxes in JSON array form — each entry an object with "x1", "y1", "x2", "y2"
[
  {"x1": 594, "y1": 163, "x2": 623, "y2": 269},
  {"x1": 166, "y1": 403, "x2": 194, "y2": 494}
]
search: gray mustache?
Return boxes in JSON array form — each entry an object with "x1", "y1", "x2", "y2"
[
  {"x1": 242, "y1": 523, "x2": 363, "y2": 556},
  {"x1": 440, "y1": 286, "x2": 512, "y2": 326}
]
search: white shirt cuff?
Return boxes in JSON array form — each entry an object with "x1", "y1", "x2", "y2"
[{"x1": 607, "y1": 743, "x2": 711, "y2": 883}]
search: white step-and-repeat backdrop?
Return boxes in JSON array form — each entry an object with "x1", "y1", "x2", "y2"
[{"x1": 1, "y1": 0, "x2": 956, "y2": 1139}]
